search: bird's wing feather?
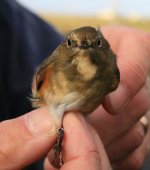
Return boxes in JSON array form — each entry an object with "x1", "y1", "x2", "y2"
[{"x1": 31, "y1": 55, "x2": 54, "y2": 107}]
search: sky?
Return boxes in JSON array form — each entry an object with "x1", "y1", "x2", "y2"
[{"x1": 16, "y1": 0, "x2": 150, "y2": 19}]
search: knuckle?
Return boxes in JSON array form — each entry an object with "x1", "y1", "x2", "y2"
[
  {"x1": 86, "y1": 150, "x2": 101, "y2": 162},
  {"x1": 129, "y1": 152, "x2": 144, "y2": 170},
  {"x1": 129, "y1": 60, "x2": 146, "y2": 93},
  {"x1": 131, "y1": 123, "x2": 145, "y2": 147}
]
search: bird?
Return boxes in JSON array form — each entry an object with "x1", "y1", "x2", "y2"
[{"x1": 31, "y1": 26, "x2": 120, "y2": 167}]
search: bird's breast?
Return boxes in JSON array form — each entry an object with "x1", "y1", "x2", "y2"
[{"x1": 72, "y1": 50, "x2": 98, "y2": 80}]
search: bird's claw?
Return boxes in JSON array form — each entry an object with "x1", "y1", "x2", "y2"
[{"x1": 52, "y1": 127, "x2": 64, "y2": 168}]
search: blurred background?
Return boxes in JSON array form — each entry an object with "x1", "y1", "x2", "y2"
[{"x1": 16, "y1": 0, "x2": 150, "y2": 33}]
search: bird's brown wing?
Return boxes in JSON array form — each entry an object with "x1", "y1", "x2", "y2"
[{"x1": 31, "y1": 55, "x2": 54, "y2": 108}]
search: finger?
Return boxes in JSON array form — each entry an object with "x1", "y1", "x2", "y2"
[
  {"x1": 116, "y1": 86, "x2": 150, "y2": 132},
  {"x1": 88, "y1": 86, "x2": 150, "y2": 145},
  {"x1": 61, "y1": 112, "x2": 111, "y2": 170},
  {"x1": 113, "y1": 121, "x2": 150, "y2": 170},
  {"x1": 0, "y1": 107, "x2": 57, "y2": 170},
  {"x1": 113, "y1": 140, "x2": 150, "y2": 170},
  {"x1": 101, "y1": 26, "x2": 150, "y2": 114},
  {"x1": 107, "y1": 122, "x2": 144, "y2": 162}
]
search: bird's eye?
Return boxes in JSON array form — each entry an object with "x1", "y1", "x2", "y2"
[
  {"x1": 97, "y1": 39, "x2": 102, "y2": 47},
  {"x1": 67, "y1": 39, "x2": 77, "y2": 47},
  {"x1": 67, "y1": 39, "x2": 71, "y2": 47}
]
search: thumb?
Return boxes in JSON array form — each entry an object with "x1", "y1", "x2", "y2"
[{"x1": 0, "y1": 107, "x2": 57, "y2": 170}]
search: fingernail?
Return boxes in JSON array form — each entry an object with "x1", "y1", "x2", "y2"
[
  {"x1": 25, "y1": 107, "x2": 57, "y2": 136},
  {"x1": 108, "y1": 83, "x2": 130, "y2": 113}
]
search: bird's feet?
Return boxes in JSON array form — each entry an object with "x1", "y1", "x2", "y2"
[{"x1": 52, "y1": 127, "x2": 64, "y2": 168}]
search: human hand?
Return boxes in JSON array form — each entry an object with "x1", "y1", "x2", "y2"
[
  {"x1": 87, "y1": 26, "x2": 150, "y2": 170},
  {"x1": 44, "y1": 112, "x2": 111, "y2": 170},
  {"x1": 0, "y1": 107, "x2": 58, "y2": 170},
  {"x1": 0, "y1": 108, "x2": 111, "y2": 170}
]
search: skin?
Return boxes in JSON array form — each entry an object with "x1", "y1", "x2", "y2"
[
  {"x1": 88, "y1": 26, "x2": 150, "y2": 169},
  {"x1": 0, "y1": 26, "x2": 150, "y2": 170}
]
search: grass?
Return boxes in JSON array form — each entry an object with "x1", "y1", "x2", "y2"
[{"x1": 40, "y1": 13, "x2": 150, "y2": 33}]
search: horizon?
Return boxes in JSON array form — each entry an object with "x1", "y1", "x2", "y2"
[{"x1": 16, "y1": 0, "x2": 150, "y2": 19}]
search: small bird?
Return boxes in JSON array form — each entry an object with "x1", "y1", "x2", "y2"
[{"x1": 31, "y1": 26, "x2": 120, "y2": 167}]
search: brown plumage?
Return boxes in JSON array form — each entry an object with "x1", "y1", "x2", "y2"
[{"x1": 32, "y1": 26, "x2": 120, "y2": 128}]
